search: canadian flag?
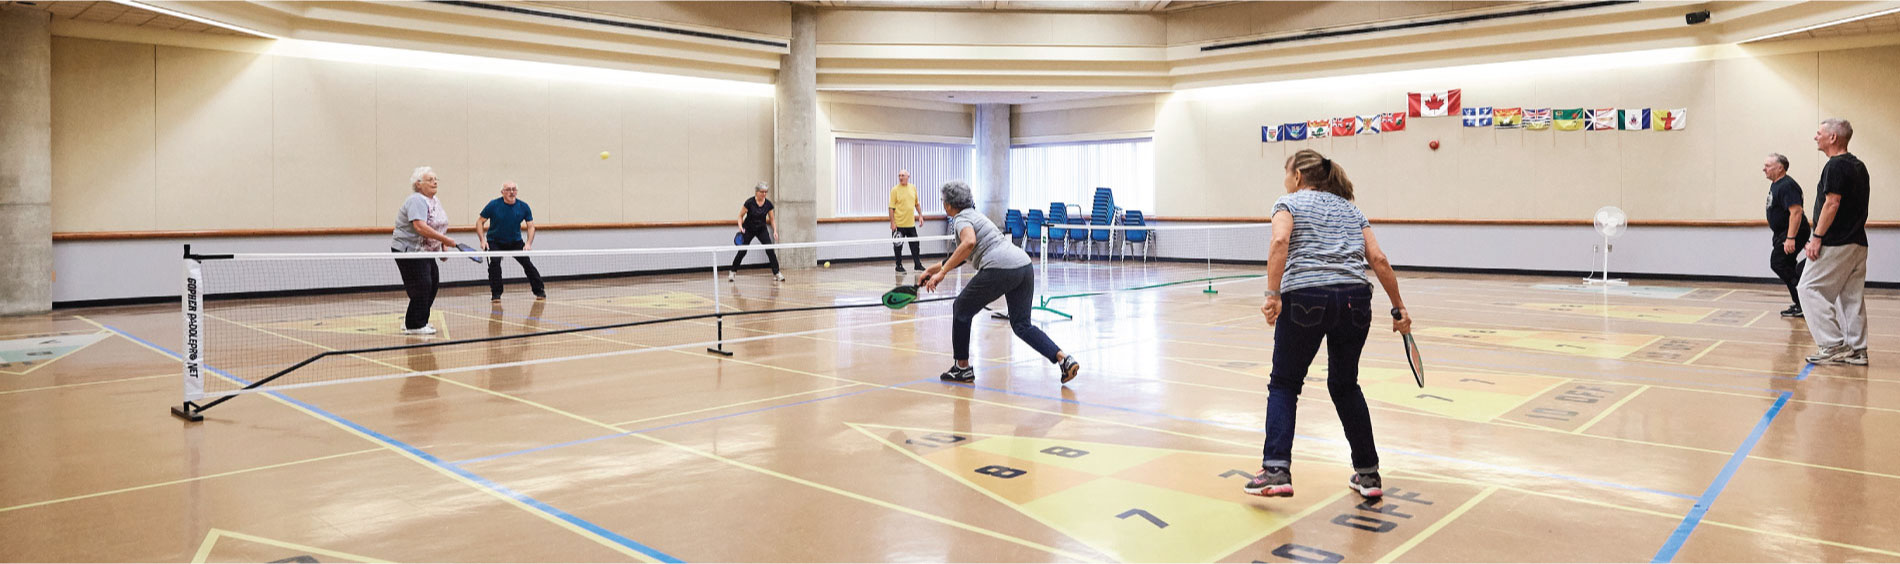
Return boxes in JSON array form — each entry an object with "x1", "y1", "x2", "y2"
[{"x1": 1408, "y1": 89, "x2": 1462, "y2": 118}]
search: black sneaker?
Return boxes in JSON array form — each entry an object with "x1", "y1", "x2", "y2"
[
  {"x1": 1781, "y1": 305, "x2": 1803, "y2": 318},
  {"x1": 1059, "y1": 355, "x2": 1080, "y2": 384},
  {"x1": 1348, "y1": 472, "x2": 1384, "y2": 498},
  {"x1": 896, "y1": 265, "x2": 908, "y2": 273},
  {"x1": 940, "y1": 364, "x2": 974, "y2": 382},
  {"x1": 1243, "y1": 466, "x2": 1293, "y2": 497},
  {"x1": 914, "y1": 263, "x2": 927, "y2": 271}
]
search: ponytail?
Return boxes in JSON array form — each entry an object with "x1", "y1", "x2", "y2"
[{"x1": 1284, "y1": 149, "x2": 1355, "y2": 201}]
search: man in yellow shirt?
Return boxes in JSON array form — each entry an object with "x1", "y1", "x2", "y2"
[{"x1": 890, "y1": 169, "x2": 927, "y2": 272}]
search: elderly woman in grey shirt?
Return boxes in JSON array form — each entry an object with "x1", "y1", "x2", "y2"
[
  {"x1": 392, "y1": 166, "x2": 458, "y2": 335},
  {"x1": 922, "y1": 181, "x2": 1080, "y2": 384}
]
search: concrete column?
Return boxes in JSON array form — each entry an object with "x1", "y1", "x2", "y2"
[
  {"x1": 0, "y1": 7, "x2": 54, "y2": 315},
  {"x1": 974, "y1": 103, "x2": 1011, "y2": 226},
  {"x1": 772, "y1": 5, "x2": 818, "y2": 269}
]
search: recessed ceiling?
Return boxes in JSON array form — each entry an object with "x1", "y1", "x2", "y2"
[
  {"x1": 837, "y1": 90, "x2": 1156, "y2": 104},
  {"x1": 797, "y1": 0, "x2": 1230, "y2": 12},
  {"x1": 1755, "y1": 10, "x2": 1900, "y2": 43},
  {"x1": 3, "y1": 1, "x2": 252, "y2": 36}
]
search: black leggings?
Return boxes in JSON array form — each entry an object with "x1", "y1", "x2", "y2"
[
  {"x1": 731, "y1": 226, "x2": 780, "y2": 274},
  {"x1": 392, "y1": 249, "x2": 439, "y2": 330},
  {"x1": 952, "y1": 265, "x2": 1062, "y2": 363}
]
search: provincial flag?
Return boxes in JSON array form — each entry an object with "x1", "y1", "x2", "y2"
[
  {"x1": 1408, "y1": 89, "x2": 1461, "y2": 117},
  {"x1": 1380, "y1": 112, "x2": 1407, "y2": 132},
  {"x1": 1653, "y1": 108, "x2": 1688, "y2": 131},
  {"x1": 1308, "y1": 119, "x2": 1330, "y2": 139},
  {"x1": 1619, "y1": 108, "x2": 1650, "y2": 130},
  {"x1": 1280, "y1": 122, "x2": 1308, "y2": 141},
  {"x1": 1553, "y1": 108, "x2": 1585, "y2": 131},
  {"x1": 1358, "y1": 114, "x2": 1383, "y2": 134},
  {"x1": 1586, "y1": 108, "x2": 1617, "y2": 131},
  {"x1": 1462, "y1": 106, "x2": 1493, "y2": 127},
  {"x1": 1524, "y1": 108, "x2": 1552, "y2": 130},
  {"x1": 1331, "y1": 116, "x2": 1358, "y2": 137},
  {"x1": 1261, "y1": 125, "x2": 1280, "y2": 142},
  {"x1": 1494, "y1": 107, "x2": 1523, "y2": 129}
]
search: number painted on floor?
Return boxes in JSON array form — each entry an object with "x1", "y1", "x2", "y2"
[
  {"x1": 1263, "y1": 544, "x2": 1345, "y2": 563},
  {"x1": 1040, "y1": 446, "x2": 1089, "y2": 458},
  {"x1": 904, "y1": 433, "x2": 968, "y2": 447},
  {"x1": 1116, "y1": 508, "x2": 1168, "y2": 528},
  {"x1": 975, "y1": 465, "x2": 1026, "y2": 479}
]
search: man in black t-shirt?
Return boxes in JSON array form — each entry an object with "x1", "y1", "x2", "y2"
[
  {"x1": 731, "y1": 182, "x2": 783, "y2": 282},
  {"x1": 1798, "y1": 119, "x2": 1872, "y2": 365},
  {"x1": 1762, "y1": 153, "x2": 1809, "y2": 317}
]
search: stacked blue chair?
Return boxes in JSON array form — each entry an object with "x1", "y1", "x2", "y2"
[
  {"x1": 1045, "y1": 204, "x2": 1069, "y2": 259},
  {"x1": 1024, "y1": 209, "x2": 1045, "y2": 255},
  {"x1": 1064, "y1": 211, "x2": 1087, "y2": 261},
  {"x1": 1121, "y1": 209, "x2": 1151, "y2": 261},
  {"x1": 1088, "y1": 187, "x2": 1116, "y2": 260},
  {"x1": 1004, "y1": 209, "x2": 1025, "y2": 247}
]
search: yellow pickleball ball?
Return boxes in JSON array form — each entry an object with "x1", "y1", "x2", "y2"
[
  {"x1": 823, "y1": 261, "x2": 831, "y2": 268},
  {"x1": 599, "y1": 151, "x2": 611, "y2": 160}
]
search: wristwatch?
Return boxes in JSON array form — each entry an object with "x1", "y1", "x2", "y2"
[{"x1": 1390, "y1": 307, "x2": 1405, "y2": 320}]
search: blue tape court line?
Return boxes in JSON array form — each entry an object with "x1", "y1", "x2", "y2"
[
  {"x1": 1798, "y1": 363, "x2": 1815, "y2": 381},
  {"x1": 1651, "y1": 391, "x2": 1791, "y2": 562},
  {"x1": 942, "y1": 380, "x2": 1701, "y2": 501},
  {"x1": 102, "y1": 324, "x2": 683, "y2": 563}
]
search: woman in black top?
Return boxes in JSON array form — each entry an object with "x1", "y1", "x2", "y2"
[{"x1": 731, "y1": 182, "x2": 783, "y2": 282}]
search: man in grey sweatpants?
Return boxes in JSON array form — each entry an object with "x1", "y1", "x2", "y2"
[{"x1": 1798, "y1": 118, "x2": 1872, "y2": 366}]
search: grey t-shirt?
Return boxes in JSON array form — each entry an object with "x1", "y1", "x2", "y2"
[
  {"x1": 391, "y1": 193, "x2": 439, "y2": 252},
  {"x1": 951, "y1": 209, "x2": 1031, "y2": 271}
]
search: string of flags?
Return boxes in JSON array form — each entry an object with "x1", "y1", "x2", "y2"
[{"x1": 1261, "y1": 87, "x2": 1686, "y2": 143}]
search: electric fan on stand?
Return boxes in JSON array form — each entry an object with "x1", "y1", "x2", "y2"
[{"x1": 1585, "y1": 206, "x2": 1629, "y2": 286}]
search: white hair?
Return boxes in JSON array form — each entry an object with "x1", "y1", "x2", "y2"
[
  {"x1": 754, "y1": 181, "x2": 769, "y2": 192},
  {"x1": 410, "y1": 166, "x2": 435, "y2": 191},
  {"x1": 1821, "y1": 118, "x2": 1854, "y2": 145}
]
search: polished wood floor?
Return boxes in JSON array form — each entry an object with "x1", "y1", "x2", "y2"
[{"x1": 2, "y1": 261, "x2": 1895, "y2": 562}]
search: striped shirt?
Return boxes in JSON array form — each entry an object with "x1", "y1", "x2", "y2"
[{"x1": 1274, "y1": 189, "x2": 1371, "y2": 292}]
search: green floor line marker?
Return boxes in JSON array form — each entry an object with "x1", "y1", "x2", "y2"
[{"x1": 1035, "y1": 275, "x2": 1264, "y2": 319}]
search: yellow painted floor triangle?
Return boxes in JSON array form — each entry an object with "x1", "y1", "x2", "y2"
[
  {"x1": 259, "y1": 312, "x2": 451, "y2": 340},
  {"x1": 850, "y1": 423, "x2": 1350, "y2": 563},
  {"x1": 191, "y1": 528, "x2": 388, "y2": 564}
]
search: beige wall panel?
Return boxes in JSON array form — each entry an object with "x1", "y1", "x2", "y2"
[
  {"x1": 272, "y1": 57, "x2": 377, "y2": 229},
  {"x1": 1014, "y1": 102, "x2": 1157, "y2": 139},
  {"x1": 622, "y1": 87, "x2": 695, "y2": 223},
  {"x1": 546, "y1": 84, "x2": 626, "y2": 224},
  {"x1": 816, "y1": 10, "x2": 1162, "y2": 46},
  {"x1": 466, "y1": 79, "x2": 552, "y2": 221},
  {"x1": 1712, "y1": 52, "x2": 1819, "y2": 212},
  {"x1": 531, "y1": 1, "x2": 792, "y2": 38},
  {"x1": 824, "y1": 102, "x2": 973, "y2": 138},
  {"x1": 375, "y1": 67, "x2": 472, "y2": 226},
  {"x1": 1820, "y1": 45, "x2": 1900, "y2": 220},
  {"x1": 153, "y1": 46, "x2": 274, "y2": 231},
  {"x1": 687, "y1": 94, "x2": 774, "y2": 220},
  {"x1": 818, "y1": 106, "x2": 838, "y2": 218},
  {"x1": 1615, "y1": 61, "x2": 1718, "y2": 220},
  {"x1": 50, "y1": 37, "x2": 156, "y2": 232},
  {"x1": 1167, "y1": 1, "x2": 1519, "y2": 45}
]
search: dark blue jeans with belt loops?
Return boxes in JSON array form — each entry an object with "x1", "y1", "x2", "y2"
[{"x1": 1261, "y1": 282, "x2": 1381, "y2": 473}]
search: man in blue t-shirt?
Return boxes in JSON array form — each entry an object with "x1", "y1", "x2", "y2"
[{"x1": 477, "y1": 182, "x2": 546, "y2": 302}]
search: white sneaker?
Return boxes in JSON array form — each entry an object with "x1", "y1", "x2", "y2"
[
  {"x1": 402, "y1": 324, "x2": 437, "y2": 336},
  {"x1": 1806, "y1": 345, "x2": 1850, "y2": 364},
  {"x1": 774, "y1": 272, "x2": 786, "y2": 282},
  {"x1": 727, "y1": 271, "x2": 735, "y2": 282},
  {"x1": 1842, "y1": 349, "x2": 1869, "y2": 366}
]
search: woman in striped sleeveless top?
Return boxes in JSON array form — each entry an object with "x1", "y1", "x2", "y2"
[{"x1": 1244, "y1": 149, "x2": 1413, "y2": 500}]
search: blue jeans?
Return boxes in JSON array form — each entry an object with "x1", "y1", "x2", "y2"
[{"x1": 1262, "y1": 282, "x2": 1380, "y2": 472}]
